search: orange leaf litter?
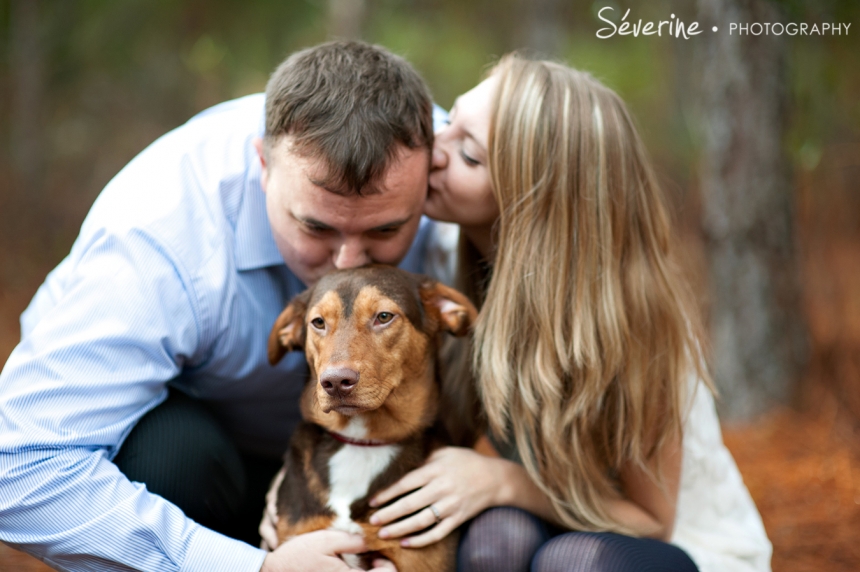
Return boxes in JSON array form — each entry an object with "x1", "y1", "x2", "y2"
[{"x1": 722, "y1": 402, "x2": 860, "y2": 572}]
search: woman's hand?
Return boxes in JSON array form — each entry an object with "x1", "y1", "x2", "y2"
[
  {"x1": 260, "y1": 530, "x2": 397, "y2": 572},
  {"x1": 368, "y1": 446, "x2": 510, "y2": 548}
]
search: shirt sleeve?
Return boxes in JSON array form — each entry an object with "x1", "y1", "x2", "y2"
[{"x1": 0, "y1": 228, "x2": 266, "y2": 572}]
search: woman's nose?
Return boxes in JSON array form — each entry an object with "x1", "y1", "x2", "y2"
[{"x1": 431, "y1": 147, "x2": 448, "y2": 170}]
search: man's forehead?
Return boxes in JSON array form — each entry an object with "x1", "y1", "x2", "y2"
[
  {"x1": 272, "y1": 136, "x2": 428, "y2": 196},
  {"x1": 378, "y1": 146, "x2": 430, "y2": 190},
  {"x1": 309, "y1": 177, "x2": 382, "y2": 196},
  {"x1": 289, "y1": 155, "x2": 424, "y2": 215},
  {"x1": 272, "y1": 141, "x2": 335, "y2": 184}
]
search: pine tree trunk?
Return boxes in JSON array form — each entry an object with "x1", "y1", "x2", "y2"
[
  {"x1": 10, "y1": 0, "x2": 46, "y2": 195},
  {"x1": 696, "y1": 0, "x2": 808, "y2": 419}
]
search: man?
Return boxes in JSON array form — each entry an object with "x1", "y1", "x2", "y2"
[{"x1": 0, "y1": 41, "x2": 446, "y2": 572}]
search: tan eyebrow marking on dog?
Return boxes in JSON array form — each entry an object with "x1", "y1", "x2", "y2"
[
  {"x1": 305, "y1": 290, "x2": 343, "y2": 355},
  {"x1": 349, "y1": 286, "x2": 396, "y2": 320},
  {"x1": 307, "y1": 291, "x2": 343, "y2": 326}
]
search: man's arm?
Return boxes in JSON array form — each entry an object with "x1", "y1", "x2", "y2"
[
  {"x1": 0, "y1": 228, "x2": 265, "y2": 571},
  {"x1": 0, "y1": 448, "x2": 266, "y2": 571}
]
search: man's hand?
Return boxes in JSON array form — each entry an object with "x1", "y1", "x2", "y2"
[
  {"x1": 260, "y1": 530, "x2": 397, "y2": 572},
  {"x1": 259, "y1": 469, "x2": 282, "y2": 551}
]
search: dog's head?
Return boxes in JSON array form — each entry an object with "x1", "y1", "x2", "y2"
[{"x1": 268, "y1": 265, "x2": 477, "y2": 441}]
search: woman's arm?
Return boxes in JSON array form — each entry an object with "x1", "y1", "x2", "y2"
[
  {"x1": 492, "y1": 429, "x2": 683, "y2": 541},
  {"x1": 612, "y1": 431, "x2": 683, "y2": 540},
  {"x1": 368, "y1": 432, "x2": 682, "y2": 547}
]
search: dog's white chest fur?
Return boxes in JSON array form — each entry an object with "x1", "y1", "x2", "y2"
[{"x1": 327, "y1": 417, "x2": 400, "y2": 536}]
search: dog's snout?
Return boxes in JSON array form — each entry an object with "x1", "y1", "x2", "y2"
[{"x1": 320, "y1": 367, "x2": 360, "y2": 396}]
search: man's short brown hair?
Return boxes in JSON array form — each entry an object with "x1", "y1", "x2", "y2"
[{"x1": 264, "y1": 41, "x2": 434, "y2": 196}]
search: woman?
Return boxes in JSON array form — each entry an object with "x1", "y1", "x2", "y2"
[{"x1": 368, "y1": 54, "x2": 772, "y2": 572}]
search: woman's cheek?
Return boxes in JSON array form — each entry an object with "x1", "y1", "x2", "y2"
[{"x1": 425, "y1": 179, "x2": 457, "y2": 222}]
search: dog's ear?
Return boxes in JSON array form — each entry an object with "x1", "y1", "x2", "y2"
[
  {"x1": 268, "y1": 291, "x2": 310, "y2": 365},
  {"x1": 420, "y1": 281, "x2": 478, "y2": 337}
]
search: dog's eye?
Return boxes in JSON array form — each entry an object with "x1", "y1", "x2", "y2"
[
  {"x1": 375, "y1": 312, "x2": 394, "y2": 325},
  {"x1": 310, "y1": 317, "x2": 325, "y2": 330}
]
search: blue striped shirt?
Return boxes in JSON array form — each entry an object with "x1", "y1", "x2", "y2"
[{"x1": 0, "y1": 94, "x2": 454, "y2": 571}]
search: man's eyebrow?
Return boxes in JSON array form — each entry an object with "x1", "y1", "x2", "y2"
[
  {"x1": 292, "y1": 213, "x2": 333, "y2": 230},
  {"x1": 291, "y1": 213, "x2": 413, "y2": 232},
  {"x1": 370, "y1": 215, "x2": 412, "y2": 232}
]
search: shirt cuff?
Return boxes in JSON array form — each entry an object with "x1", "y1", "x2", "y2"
[{"x1": 182, "y1": 525, "x2": 267, "y2": 572}]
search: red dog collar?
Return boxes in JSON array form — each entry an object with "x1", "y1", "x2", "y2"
[{"x1": 327, "y1": 431, "x2": 394, "y2": 447}]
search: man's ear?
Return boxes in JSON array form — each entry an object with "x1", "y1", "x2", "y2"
[
  {"x1": 420, "y1": 281, "x2": 478, "y2": 337},
  {"x1": 268, "y1": 291, "x2": 310, "y2": 365},
  {"x1": 253, "y1": 137, "x2": 268, "y2": 192}
]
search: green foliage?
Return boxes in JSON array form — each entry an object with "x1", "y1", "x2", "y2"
[
  {"x1": 0, "y1": 0, "x2": 856, "y2": 213},
  {"x1": 364, "y1": 6, "x2": 499, "y2": 109}
]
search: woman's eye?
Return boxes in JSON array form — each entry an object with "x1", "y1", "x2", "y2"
[
  {"x1": 376, "y1": 312, "x2": 394, "y2": 324},
  {"x1": 311, "y1": 317, "x2": 325, "y2": 329},
  {"x1": 460, "y1": 149, "x2": 480, "y2": 166}
]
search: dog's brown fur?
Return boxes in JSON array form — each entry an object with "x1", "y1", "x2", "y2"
[{"x1": 268, "y1": 265, "x2": 478, "y2": 571}]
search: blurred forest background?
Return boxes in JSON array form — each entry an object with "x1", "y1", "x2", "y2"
[{"x1": 0, "y1": 0, "x2": 858, "y2": 570}]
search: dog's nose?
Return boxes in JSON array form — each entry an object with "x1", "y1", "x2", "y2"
[{"x1": 320, "y1": 367, "x2": 360, "y2": 396}]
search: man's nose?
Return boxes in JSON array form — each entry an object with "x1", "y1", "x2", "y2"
[{"x1": 333, "y1": 238, "x2": 370, "y2": 269}]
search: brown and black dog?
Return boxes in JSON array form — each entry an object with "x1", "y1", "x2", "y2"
[{"x1": 266, "y1": 265, "x2": 478, "y2": 571}]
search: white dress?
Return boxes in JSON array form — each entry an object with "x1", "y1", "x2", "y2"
[{"x1": 671, "y1": 379, "x2": 772, "y2": 572}]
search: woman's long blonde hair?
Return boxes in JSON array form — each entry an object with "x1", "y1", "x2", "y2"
[{"x1": 473, "y1": 54, "x2": 712, "y2": 535}]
